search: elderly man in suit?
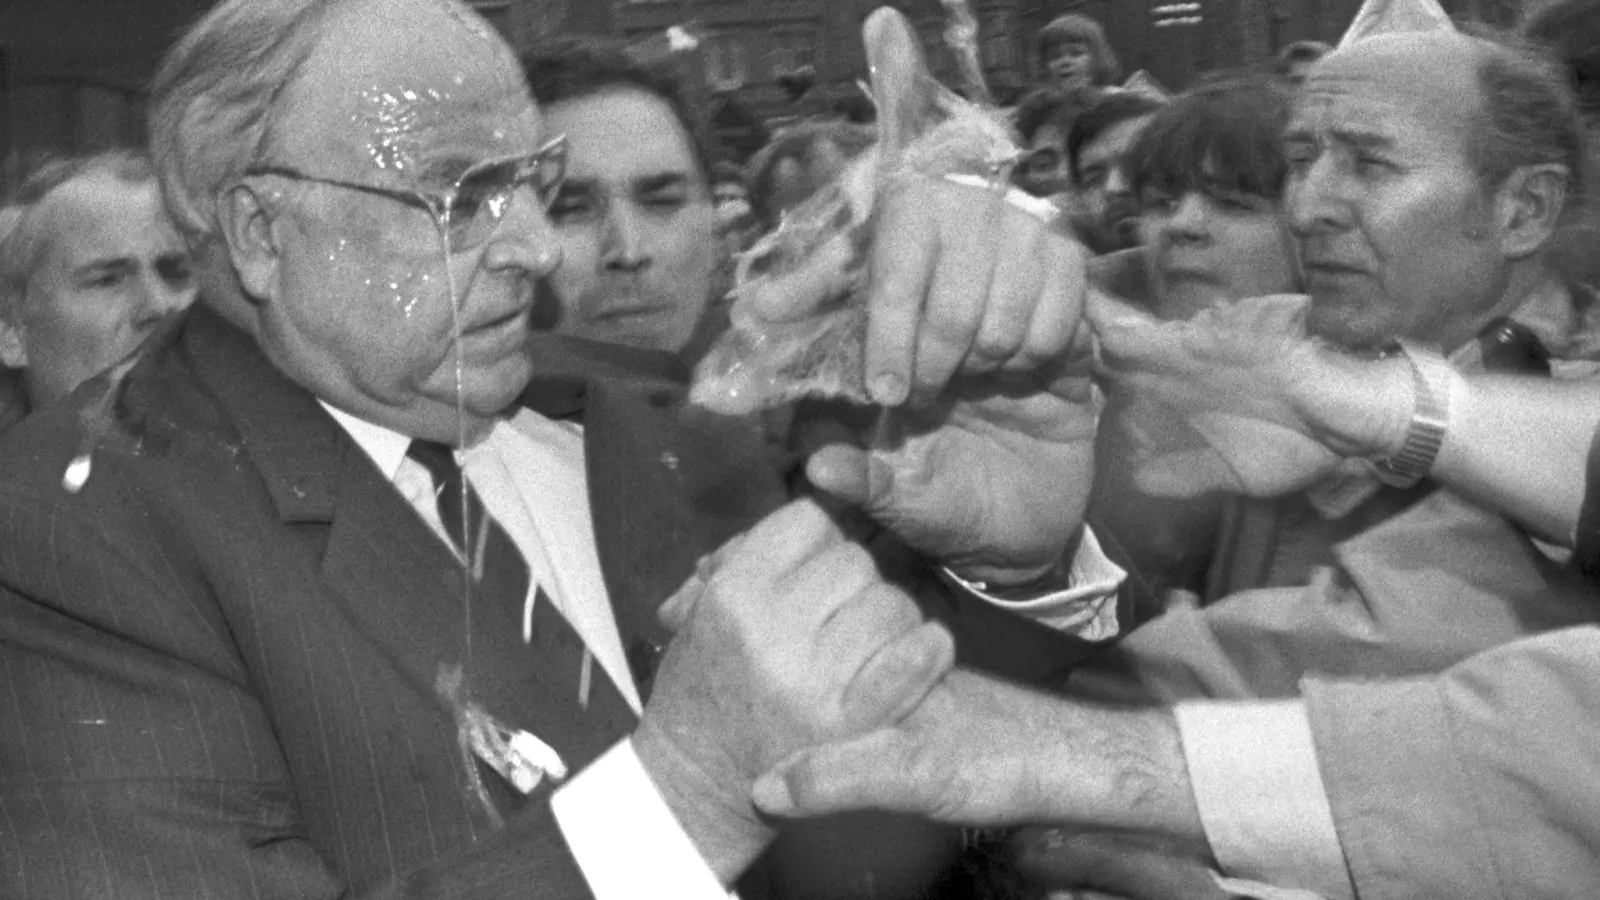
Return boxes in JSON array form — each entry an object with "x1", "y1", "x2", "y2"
[{"x1": 0, "y1": 0, "x2": 1098, "y2": 897}]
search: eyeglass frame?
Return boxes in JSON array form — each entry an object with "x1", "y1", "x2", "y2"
[{"x1": 243, "y1": 134, "x2": 568, "y2": 252}]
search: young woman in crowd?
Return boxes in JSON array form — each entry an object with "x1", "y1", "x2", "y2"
[
  {"x1": 1122, "y1": 73, "x2": 1301, "y2": 321},
  {"x1": 1089, "y1": 73, "x2": 1302, "y2": 613}
]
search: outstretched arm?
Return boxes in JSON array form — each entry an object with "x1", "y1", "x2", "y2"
[{"x1": 1091, "y1": 290, "x2": 1600, "y2": 546}]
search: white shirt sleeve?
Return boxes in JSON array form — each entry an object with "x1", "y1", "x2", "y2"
[
  {"x1": 942, "y1": 525, "x2": 1126, "y2": 641},
  {"x1": 551, "y1": 739, "x2": 732, "y2": 900},
  {"x1": 1174, "y1": 700, "x2": 1354, "y2": 900}
]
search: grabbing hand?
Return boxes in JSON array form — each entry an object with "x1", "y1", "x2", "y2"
[
  {"x1": 751, "y1": 669, "x2": 1199, "y2": 841},
  {"x1": 802, "y1": 366, "x2": 1099, "y2": 584},
  {"x1": 865, "y1": 176, "x2": 1092, "y2": 407},
  {"x1": 1090, "y1": 291, "x2": 1409, "y2": 499},
  {"x1": 634, "y1": 499, "x2": 956, "y2": 878}
]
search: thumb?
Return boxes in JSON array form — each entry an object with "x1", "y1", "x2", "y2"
[
  {"x1": 752, "y1": 728, "x2": 929, "y2": 818},
  {"x1": 1133, "y1": 447, "x2": 1236, "y2": 499},
  {"x1": 805, "y1": 443, "x2": 895, "y2": 510},
  {"x1": 839, "y1": 621, "x2": 955, "y2": 728},
  {"x1": 657, "y1": 554, "x2": 715, "y2": 632}
]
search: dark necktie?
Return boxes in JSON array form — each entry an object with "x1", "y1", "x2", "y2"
[
  {"x1": 404, "y1": 439, "x2": 636, "y2": 774},
  {"x1": 406, "y1": 439, "x2": 480, "y2": 559}
]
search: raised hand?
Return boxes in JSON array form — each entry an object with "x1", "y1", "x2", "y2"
[
  {"x1": 802, "y1": 366, "x2": 1099, "y2": 585},
  {"x1": 863, "y1": 177, "x2": 1091, "y2": 407}
]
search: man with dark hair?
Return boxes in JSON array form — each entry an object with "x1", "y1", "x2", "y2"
[
  {"x1": 523, "y1": 38, "x2": 725, "y2": 358},
  {"x1": 1066, "y1": 90, "x2": 1164, "y2": 253},
  {"x1": 1012, "y1": 86, "x2": 1095, "y2": 199},
  {"x1": 0, "y1": 149, "x2": 196, "y2": 414}
]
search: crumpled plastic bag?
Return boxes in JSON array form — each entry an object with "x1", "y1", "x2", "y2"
[
  {"x1": 1089, "y1": 290, "x2": 1350, "y2": 500},
  {"x1": 688, "y1": 7, "x2": 1024, "y2": 415}
]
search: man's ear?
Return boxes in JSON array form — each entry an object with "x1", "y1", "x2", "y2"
[
  {"x1": 1494, "y1": 163, "x2": 1568, "y2": 260},
  {"x1": 219, "y1": 180, "x2": 283, "y2": 304},
  {"x1": 0, "y1": 312, "x2": 27, "y2": 370}
]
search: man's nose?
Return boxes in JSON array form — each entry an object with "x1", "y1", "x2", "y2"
[
  {"x1": 1286, "y1": 156, "x2": 1350, "y2": 236},
  {"x1": 484, "y1": 185, "x2": 562, "y2": 278},
  {"x1": 138, "y1": 271, "x2": 196, "y2": 323},
  {"x1": 600, "y1": 202, "x2": 649, "y2": 273},
  {"x1": 1163, "y1": 193, "x2": 1209, "y2": 242},
  {"x1": 1103, "y1": 166, "x2": 1132, "y2": 200}
]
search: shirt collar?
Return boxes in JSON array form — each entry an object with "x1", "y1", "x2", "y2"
[{"x1": 318, "y1": 401, "x2": 415, "y2": 482}]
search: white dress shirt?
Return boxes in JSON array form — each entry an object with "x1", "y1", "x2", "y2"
[{"x1": 322, "y1": 402, "x2": 727, "y2": 900}]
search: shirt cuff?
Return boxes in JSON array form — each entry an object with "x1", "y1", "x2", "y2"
[
  {"x1": 551, "y1": 739, "x2": 731, "y2": 900},
  {"x1": 1174, "y1": 700, "x2": 1354, "y2": 900},
  {"x1": 942, "y1": 525, "x2": 1126, "y2": 640}
]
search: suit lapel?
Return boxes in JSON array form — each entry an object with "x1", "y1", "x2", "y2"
[
  {"x1": 582, "y1": 379, "x2": 789, "y2": 693},
  {"x1": 186, "y1": 309, "x2": 590, "y2": 757},
  {"x1": 520, "y1": 331, "x2": 789, "y2": 697}
]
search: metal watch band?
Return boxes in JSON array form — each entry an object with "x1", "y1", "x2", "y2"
[{"x1": 1373, "y1": 341, "x2": 1453, "y2": 488}]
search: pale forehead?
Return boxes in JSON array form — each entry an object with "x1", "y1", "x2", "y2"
[
  {"x1": 275, "y1": 0, "x2": 541, "y2": 186},
  {"x1": 546, "y1": 87, "x2": 699, "y2": 179},
  {"x1": 1292, "y1": 32, "x2": 1482, "y2": 147},
  {"x1": 35, "y1": 175, "x2": 181, "y2": 261},
  {"x1": 1082, "y1": 116, "x2": 1151, "y2": 163}
]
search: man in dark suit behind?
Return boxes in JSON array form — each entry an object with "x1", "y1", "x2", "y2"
[{"x1": 0, "y1": 0, "x2": 1102, "y2": 897}]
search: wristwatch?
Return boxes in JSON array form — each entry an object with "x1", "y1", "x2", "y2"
[{"x1": 1372, "y1": 340, "x2": 1454, "y2": 488}]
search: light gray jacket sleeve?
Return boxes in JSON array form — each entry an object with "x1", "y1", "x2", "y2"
[{"x1": 1304, "y1": 625, "x2": 1600, "y2": 900}]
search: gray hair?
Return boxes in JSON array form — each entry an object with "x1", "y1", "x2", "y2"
[
  {"x1": 1466, "y1": 28, "x2": 1595, "y2": 276},
  {"x1": 148, "y1": 0, "x2": 340, "y2": 245},
  {"x1": 1468, "y1": 29, "x2": 1588, "y2": 215},
  {"x1": 0, "y1": 149, "x2": 156, "y2": 322}
]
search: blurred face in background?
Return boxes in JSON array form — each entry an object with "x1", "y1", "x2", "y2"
[
  {"x1": 542, "y1": 85, "x2": 720, "y2": 354},
  {"x1": 1046, "y1": 38, "x2": 1096, "y2": 91},
  {"x1": 1074, "y1": 115, "x2": 1153, "y2": 253},
  {"x1": 1020, "y1": 122, "x2": 1073, "y2": 197},
  {"x1": 0, "y1": 172, "x2": 195, "y2": 409}
]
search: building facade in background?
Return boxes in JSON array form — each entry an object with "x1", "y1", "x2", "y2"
[{"x1": 0, "y1": 0, "x2": 1542, "y2": 192}]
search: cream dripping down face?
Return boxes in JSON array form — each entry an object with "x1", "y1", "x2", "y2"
[{"x1": 252, "y1": 0, "x2": 560, "y2": 440}]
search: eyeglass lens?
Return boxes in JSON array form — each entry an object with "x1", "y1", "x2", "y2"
[{"x1": 442, "y1": 141, "x2": 566, "y2": 251}]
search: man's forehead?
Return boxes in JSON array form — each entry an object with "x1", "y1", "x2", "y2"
[
  {"x1": 276, "y1": 0, "x2": 540, "y2": 183},
  {"x1": 545, "y1": 88, "x2": 700, "y2": 183},
  {"x1": 354, "y1": 86, "x2": 540, "y2": 182},
  {"x1": 1292, "y1": 32, "x2": 1481, "y2": 141},
  {"x1": 1082, "y1": 117, "x2": 1148, "y2": 163},
  {"x1": 35, "y1": 176, "x2": 174, "y2": 261}
]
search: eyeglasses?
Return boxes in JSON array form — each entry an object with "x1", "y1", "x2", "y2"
[{"x1": 246, "y1": 135, "x2": 567, "y2": 253}]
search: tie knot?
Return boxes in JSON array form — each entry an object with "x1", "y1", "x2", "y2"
[{"x1": 407, "y1": 439, "x2": 461, "y2": 488}]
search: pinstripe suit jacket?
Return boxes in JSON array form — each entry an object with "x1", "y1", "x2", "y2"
[{"x1": 0, "y1": 305, "x2": 786, "y2": 899}]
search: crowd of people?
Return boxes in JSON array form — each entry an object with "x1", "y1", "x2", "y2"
[{"x1": 2, "y1": 0, "x2": 1599, "y2": 898}]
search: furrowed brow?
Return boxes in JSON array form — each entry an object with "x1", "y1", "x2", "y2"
[
  {"x1": 635, "y1": 172, "x2": 693, "y2": 194},
  {"x1": 74, "y1": 258, "x2": 134, "y2": 280},
  {"x1": 1327, "y1": 128, "x2": 1395, "y2": 153}
]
